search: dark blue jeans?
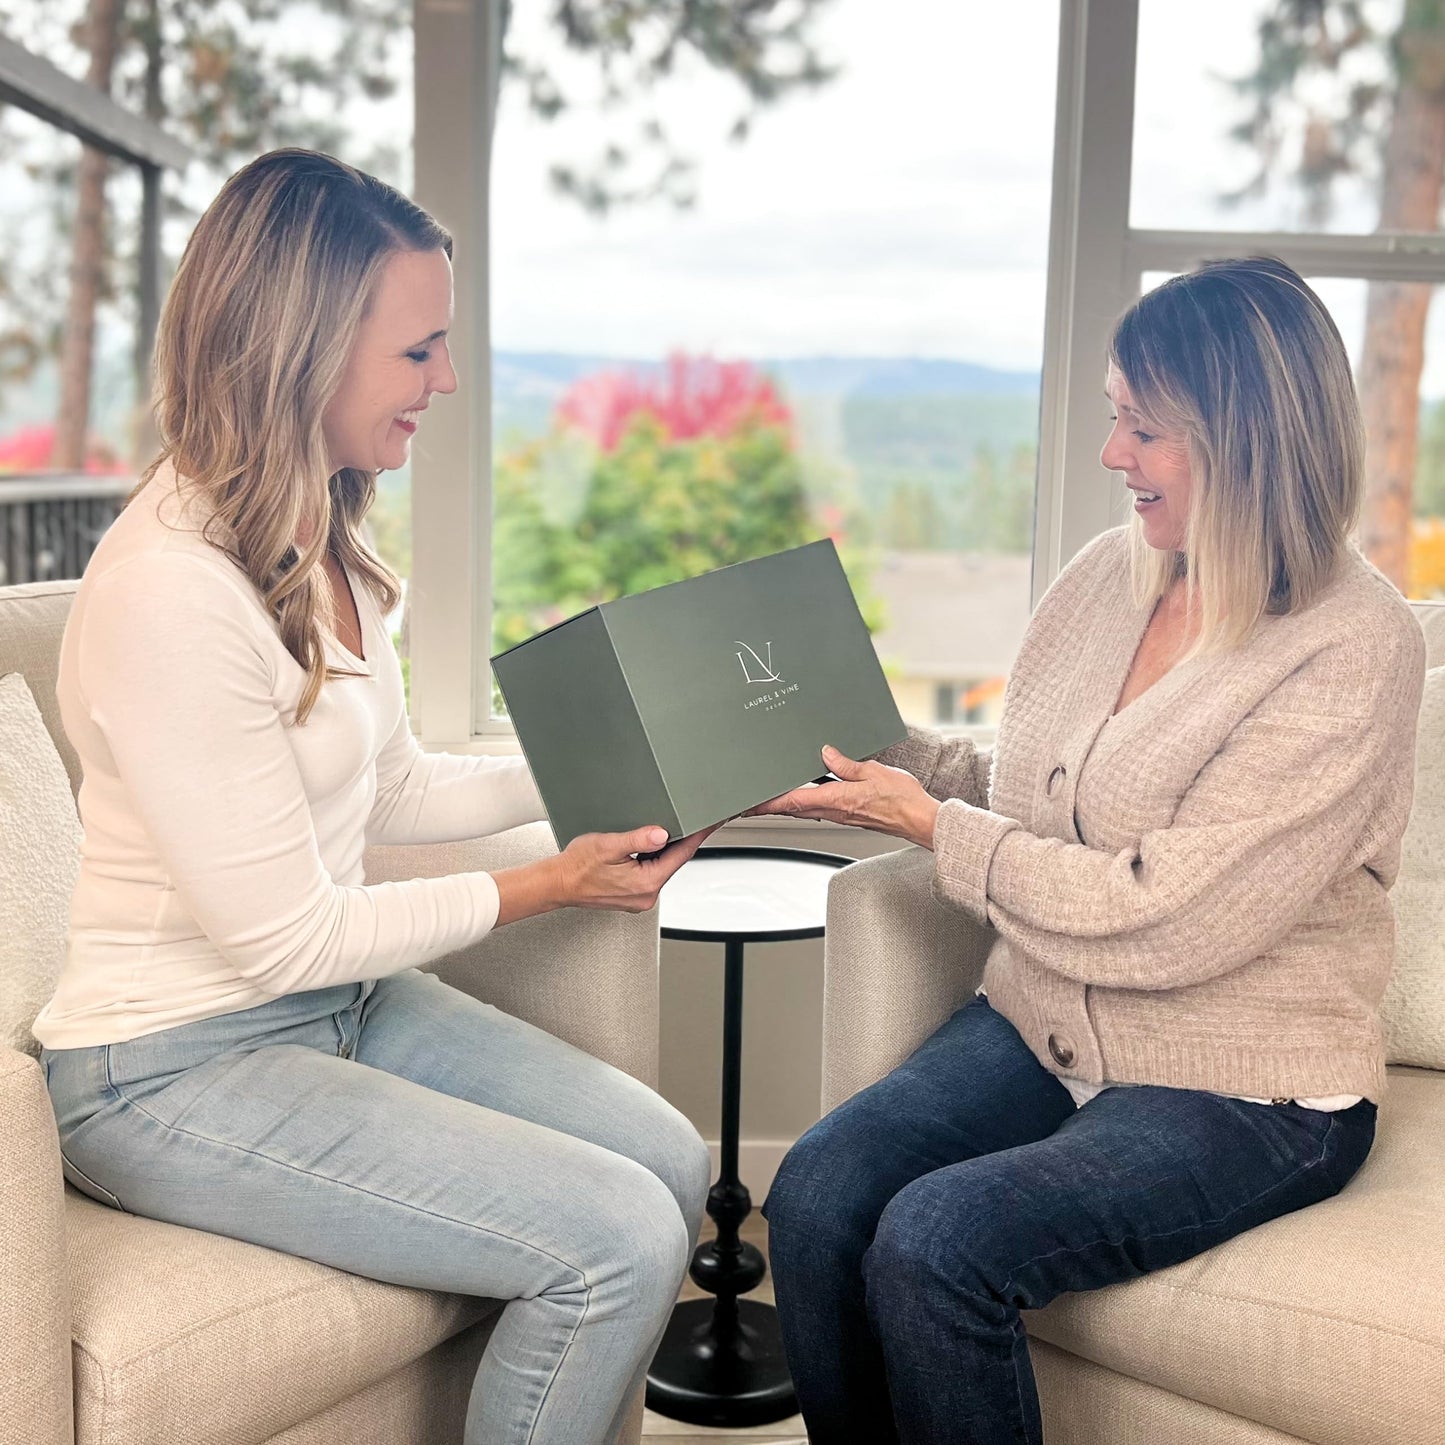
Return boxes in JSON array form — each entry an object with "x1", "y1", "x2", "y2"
[{"x1": 762, "y1": 996, "x2": 1376, "y2": 1445}]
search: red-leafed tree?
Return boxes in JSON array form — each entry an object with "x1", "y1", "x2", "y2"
[
  {"x1": 0, "y1": 422, "x2": 129, "y2": 474},
  {"x1": 491, "y1": 353, "x2": 882, "y2": 651},
  {"x1": 556, "y1": 352, "x2": 793, "y2": 451}
]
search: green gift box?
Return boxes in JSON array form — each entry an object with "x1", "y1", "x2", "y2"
[{"x1": 491, "y1": 539, "x2": 907, "y2": 849}]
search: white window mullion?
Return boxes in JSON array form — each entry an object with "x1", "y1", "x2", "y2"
[
  {"x1": 1035, "y1": 0, "x2": 1141, "y2": 610},
  {"x1": 410, "y1": 0, "x2": 502, "y2": 749},
  {"x1": 1127, "y1": 229, "x2": 1445, "y2": 285}
]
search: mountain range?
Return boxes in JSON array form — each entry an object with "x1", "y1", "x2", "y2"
[{"x1": 493, "y1": 350, "x2": 1041, "y2": 408}]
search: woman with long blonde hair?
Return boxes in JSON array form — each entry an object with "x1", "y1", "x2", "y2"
[
  {"x1": 34, "y1": 148, "x2": 713, "y2": 1445},
  {"x1": 753, "y1": 257, "x2": 1426, "y2": 1444}
]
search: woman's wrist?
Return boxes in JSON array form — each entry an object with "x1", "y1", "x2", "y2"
[
  {"x1": 493, "y1": 855, "x2": 569, "y2": 926},
  {"x1": 905, "y1": 795, "x2": 942, "y2": 851}
]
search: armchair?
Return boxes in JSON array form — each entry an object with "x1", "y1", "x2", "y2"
[
  {"x1": 822, "y1": 600, "x2": 1445, "y2": 1445},
  {"x1": 0, "y1": 579, "x2": 660, "y2": 1445}
]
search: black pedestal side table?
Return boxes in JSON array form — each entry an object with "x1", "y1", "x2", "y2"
[{"x1": 645, "y1": 845, "x2": 852, "y2": 1429}]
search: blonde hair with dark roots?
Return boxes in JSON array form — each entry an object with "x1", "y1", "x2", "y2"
[
  {"x1": 1109, "y1": 256, "x2": 1364, "y2": 658},
  {"x1": 137, "y1": 148, "x2": 452, "y2": 723}
]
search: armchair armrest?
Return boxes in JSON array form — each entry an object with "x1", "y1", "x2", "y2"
[
  {"x1": 364, "y1": 823, "x2": 661, "y2": 1087},
  {"x1": 823, "y1": 845, "x2": 996, "y2": 1114},
  {"x1": 0, "y1": 1045, "x2": 73, "y2": 1444}
]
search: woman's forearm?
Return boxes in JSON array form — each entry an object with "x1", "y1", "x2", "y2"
[{"x1": 492, "y1": 855, "x2": 569, "y2": 926}]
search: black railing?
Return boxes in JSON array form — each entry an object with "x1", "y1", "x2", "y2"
[{"x1": 0, "y1": 473, "x2": 133, "y2": 586}]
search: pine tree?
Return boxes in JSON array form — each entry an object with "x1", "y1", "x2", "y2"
[{"x1": 1226, "y1": 0, "x2": 1445, "y2": 589}]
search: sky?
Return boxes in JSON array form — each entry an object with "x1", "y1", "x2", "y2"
[
  {"x1": 490, "y1": 0, "x2": 1062, "y2": 367},
  {"x1": 485, "y1": 0, "x2": 1445, "y2": 394},
  {"x1": 2, "y1": 0, "x2": 1441, "y2": 396}
]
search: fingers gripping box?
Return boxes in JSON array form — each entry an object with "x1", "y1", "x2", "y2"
[{"x1": 491, "y1": 539, "x2": 907, "y2": 849}]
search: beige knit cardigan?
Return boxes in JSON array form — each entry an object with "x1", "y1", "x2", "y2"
[{"x1": 880, "y1": 527, "x2": 1426, "y2": 1102}]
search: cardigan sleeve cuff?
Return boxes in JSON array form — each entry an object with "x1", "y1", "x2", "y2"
[{"x1": 931, "y1": 798, "x2": 1021, "y2": 924}]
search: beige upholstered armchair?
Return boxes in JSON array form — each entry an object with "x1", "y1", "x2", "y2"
[
  {"x1": 821, "y1": 599, "x2": 1445, "y2": 1445},
  {"x1": 0, "y1": 579, "x2": 659, "y2": 1445}
]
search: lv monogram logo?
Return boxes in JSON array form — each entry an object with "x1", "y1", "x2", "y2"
[{"x1": 735, "y1": 640, "x2": 781, "y2": 685}]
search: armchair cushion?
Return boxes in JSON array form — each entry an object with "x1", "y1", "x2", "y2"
[
  {"x1": 63, "y1": 1192, "x2": 497, "y2": 1445},
  {"x1": 1025, "y1": 1068, "x2": 1445, "y2": 1445},
  {"x1": 0, "y1": 671, "x2": 82, "y2": 1057},
  {"x1": 1381, "y1": 664, "x2": 1445, "y2": 1068}
]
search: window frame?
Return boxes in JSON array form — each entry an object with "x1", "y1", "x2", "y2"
[
  {"x1": 408, "y1": 0, "x2": 1445, "y2": 758},
  {"x1": 1037, "y1": 0, "x2": 1445, "y2": 613}
]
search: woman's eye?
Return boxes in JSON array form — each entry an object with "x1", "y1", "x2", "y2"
[
  {"x1": 1133, "y1": 429, "x2": 1156, "y2": 445},
  {"x1": 406, "y1": 349, "x2": 431, "y2": 364}
]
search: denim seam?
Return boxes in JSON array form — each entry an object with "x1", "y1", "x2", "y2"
[
  {"x1": 523, "y1": 1280, "x2": 592, "y2": 1445},
  {"x1": 57, "y1": 1146, "x2": 126, "y2": 1211},
  {"x1": 1007, "y1": 1316, "x2": 1034, "y2": 1445},
  {"x1": 999, "y1": 1113, "x2": 1342, "y2": 1304},
  {"x1": 105, "y1": 1087, "x2": 596, "y2": 1349}
]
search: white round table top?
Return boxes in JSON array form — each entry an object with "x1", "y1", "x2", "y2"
[{"x1": 657, "y1": 849, "x2": 849, "y2": 940}]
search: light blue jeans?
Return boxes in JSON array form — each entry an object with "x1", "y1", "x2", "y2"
[{"x1": 40, "y1": 968, "x2": 712, "y2": 1444}]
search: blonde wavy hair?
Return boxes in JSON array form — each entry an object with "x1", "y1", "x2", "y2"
[
  {"x1": 137, "y1": 148, "x2": 452, "y2": 723},
  {"x1": 1109, "y1": 256, "x2": 1364, "y2": 658}
]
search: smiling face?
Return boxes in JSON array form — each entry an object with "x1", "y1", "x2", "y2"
[
  {"x1": 321, "y1": 247, "x2": 458, "y2": 475},
  {"x1": 1101, "y1": 365, "x2": 1195, "y2": 552}
]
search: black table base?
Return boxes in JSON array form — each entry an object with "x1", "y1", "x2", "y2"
[
  {"x1": 646, "y1": 849, "x2": 851, "y2": 1430},
  {"x1": 646, "y1": 1297, "x2": 796, "y2": 1427},
  {"x1": 646, "y1": 935, "x2": 800, "y2": 1425}
]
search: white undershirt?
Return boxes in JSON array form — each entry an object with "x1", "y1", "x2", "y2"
[
  {"x1": 1057, "y1": 1075, "x2": 1362, "y2": 1113},
  {"x1": 33, "y1": 465, "x2": 548, "y2": 1049}
]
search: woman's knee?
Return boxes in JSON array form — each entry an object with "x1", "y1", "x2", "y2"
[
  {"x1": 764, "y1": 1111, "x2": 880, "y2": 1249},
  {"x1": 863, "y1": 1170, "x2": 1000, "y2": 1314},
  {"x1": 585, "y1": 1157, "x2": 693, "y2": 1318},
  {"x1": 621, "y1": 1093, "x2": 711, "y2": 1237},
  {"x1": 657, "y1": 1105, "x2": 713, "y2": 1232}
]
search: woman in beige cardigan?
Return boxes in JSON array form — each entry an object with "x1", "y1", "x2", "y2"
[{"x1": 753, "y1": 257, "x2": 1427, "y2": 1445}]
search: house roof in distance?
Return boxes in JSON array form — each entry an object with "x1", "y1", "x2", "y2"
[{"x1": 871, "y1": 550, "x2": 1032, "y2": 679}]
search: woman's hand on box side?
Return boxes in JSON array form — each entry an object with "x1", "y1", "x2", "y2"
[
  {"x1": 746, "y1": 745, "x2": 941, "y2": 850},
  {"x1": 495, "y1": 823, "x2": 723, "y2": 924}
]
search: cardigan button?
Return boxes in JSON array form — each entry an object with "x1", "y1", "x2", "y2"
[
  {"x1": 1047, "y1": 1033, "x2": 1076, "y2": 1069},
  {"x1": 1046, "y1": 764, "x2": 1067, "y2": 797}
]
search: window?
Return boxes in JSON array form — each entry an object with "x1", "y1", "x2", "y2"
[
  {"x1": 1038, "y1": 0, "x2": 1445, "y2": 609},
  {"x1": 412, "y1": 0, "x2": 1058, "y2": 745},
  {"x1": 412, "y1": 0, "x2": 1445, "y2": 747},
  {"x1": 0, "y1": 12, "x2": 415, "y2": 602},
  {"x1": 1132, "y1": 0, "x2": 1415, "y2": 236},
  {"x1": 0, "y1": 26, "x2": 172, "y2": 583},
  {"x1": 1143, "y1": 270, "x2": 1445, "y2": 599}
]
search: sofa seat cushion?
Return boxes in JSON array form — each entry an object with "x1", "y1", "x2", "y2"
[
  {"x1": 65, "y1": 1191, "x2": 499, "y2": 1445},
  {"x1": 1026, "y1": 1069, "x2": 1445, "y2": 1445}
]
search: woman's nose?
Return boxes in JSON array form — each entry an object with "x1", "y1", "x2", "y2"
[
  {"x1": 1100, "y1": 426, "x2": 1131, "y2": 473},
  {"x1": 433, "y1": 356, "x2": 459, "y2": 396}
]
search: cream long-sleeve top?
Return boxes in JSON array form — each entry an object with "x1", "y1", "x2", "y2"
[
  {"x1": 879, "y1": 526, "x2": 1426, "y2": 1104},
  {"x1": 32, "y1": 462, "x2": 547, "y2": 1050}
]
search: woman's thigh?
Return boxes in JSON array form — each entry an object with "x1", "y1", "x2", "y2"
[
  {"x1": 350, "y1": 969, "x2": 710, "y2": 1225},
  {"x1": 41, "y1": 970, "x2": 707, "y2": 1297},
  {"x1": 48, "y1": 1024, "x2": 690, "y2": 1303},
  {"x1": 865, "y1": 1083, "x2": 1378, "y2": 1313},
  {"x1": 765, "y1": 995, "x2": 1076, "y2": 1235}
]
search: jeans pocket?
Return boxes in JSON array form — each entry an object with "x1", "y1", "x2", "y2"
[{"x1": 58, "y1": 1147, "x2": 127, "y2": 1213}]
